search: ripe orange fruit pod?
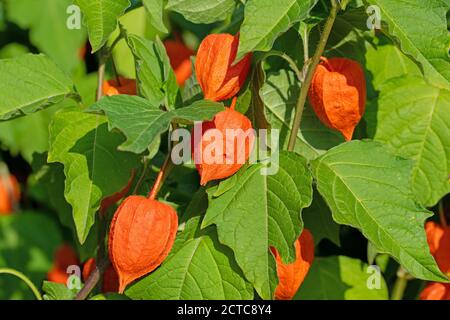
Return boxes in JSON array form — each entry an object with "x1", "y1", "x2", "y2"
[
  {"x1": 0, "y1": 174, "x2": 20, "y2": 214},
  {"x1": 420, "y1": 282, "x2": 450, "y2": 300},
  {"x1": 47, "y1": 244, "x2": 79, "y2": 284},
  {"x1": 83, "y1": 258, "x2": 120, "y2": 293},
  {"x1": 271, "y1": 229, "x2": 314, "y2": 300},
  {"x1": 195, "y1": 33, "x2": 252, "y2": 102},
  {"x1": 108, "y1": 196, "x2": 178, "y2": 293},
  {"x1": 419, "y1": 221, "x2": 450, "y2": 300},
  {"x1": 191, "y1": 98, "x2": 255, "y2": 185},
  {"x1": 102, "y1": 76, "x2": 137, "y2": 96},
  {"x1": 308, "y1": 57, "x2": 366, "y2": 141},
  {"x1": 425, "y1": 221, "x2": 450, "y2": 275},
  {"x1": 164, "y1": 38, "x2": 194, "y2": 86}
]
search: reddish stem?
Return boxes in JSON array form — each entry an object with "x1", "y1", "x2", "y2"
[{"x1": 148, "y1": 155, "x2": 172, "y2": 200}]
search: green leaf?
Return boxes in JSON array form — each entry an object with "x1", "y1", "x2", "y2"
[
  {"x1": 366, "y1": 0, "x2": 450, "y2": 90},
  {"x1": 237, "y1": 0, "x2": 318, "y2": 59},
  {"x1": 42, "y1": 281, "x2": 78, "y2": 300},
  {"x1": 0, "y1": 213, "x2": 62, "y2": 300},
  {"x1": 126, "y1": 234, "x2": 254, "y2": 299},
  {"x1": 109, "y1": 7, "x2": 156, "y2": 78},
  {"x1": 182, "y1": 58, "x2": 203, "y2": 105},
  {"x1": 75, "y1": 0, "x2": 130, "y2": 52},
  {"x1": 0, "y1": 108, "x2": 55, "y2": 163},
  {"x1": 5, "y1": 0, "x2": 87, "y2": 74},
  {"x1": 370, "y1": 76, "x2": 450, "y2": 207},
  {"x1": 166, "y1": 0, "x2": 236, "y2": 24},
  {"x1": 89, "y1": 95, "x2": 224, "y2": 154},
  {"x1": 48, "y1": 110, "x2": 140, "y2": 243},
  {"x1": 295, "y1": 256, "x2": 389, "y2": 300},
  {"x1": 325, "y1": 6, "x2": 368, "y2": 59},
  {"x1": 28, "y1": 154, "x2": 98, "y2": 261},
  {"x1": 365, "y1": 43, "x2": 421, "y2": 92},
  {"x1": 126, "y1": 34, "x2": 178, "y2": 109},
  {"x1": 260, "y1": 69, "x2": 344, "y2": 160},
  {"x1": 311, "y1": 140, "x2": 448, "y2": 282},
  {"x1": 143, "y1": 0, "x2": 168, "y2": 33},
  {"x1": 303, "y1": 189, "x2": 340, "y2": 247},
  {"x1": 202, "y1": 151, "x2": 313, "y2": 299},
  {"x1": 0, "y1": 54, "x2": 78, "y2": 121},
  {"x1": 0, "y1": 72, "x2": 96, "y2": 163}
]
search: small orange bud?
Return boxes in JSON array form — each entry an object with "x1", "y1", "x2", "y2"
[
  {"x1": 308, "y1": 57, "x2": 366, "y2": 141},
  {"x1": 191, "y1": 99, "x2": 255, "y2": 185},
  {"x1": 271, "y1": 229, "x2": 314, "y2": 300},
  {"x1": 420, "y1": 282, "x2": 450, "y2": 300},
  {"x1": 108, "y1": 196, "x2": 178, "y2": 293},
  {"x1": 47, "y1": 244, "x2": 79, "y2": 284},
  {"x1": 0, "y1": 174, "x2": 20, "y2": 214},
  {"x1": 164, "y1": 39, "x2": 194, "y2": 86},
  {"x1": 83, "y1": 258, "x2": 120, "y2": 293},
  {"x1": 102, "y1": 77, "x2": 137, "y2": 96},
  {"x1": 195, "y1": 33, "x2": 252, "y2": 102}
]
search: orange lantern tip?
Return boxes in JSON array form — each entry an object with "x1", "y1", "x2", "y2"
[
  {"x1": 308, "y1": 57, "x2": 366, "y2": 141},
  {"x1": 195, "y1": 33, "x2": 252, "y2": 102},
  {"x1": 273, "y1": 229, "x2": 314, "y2": 300},
  {"x1": 109, "y1": 196, "x2": 178, "y2": 293},
  {"x1": 102, "y1": 77, "x2": 137, "y2": 96}
]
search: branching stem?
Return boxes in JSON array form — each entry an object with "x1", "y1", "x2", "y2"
[{"x1": 287, "y1": 0, "x2": 339, "y2": 151}]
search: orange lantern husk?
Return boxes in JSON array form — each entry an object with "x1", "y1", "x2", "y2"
[
  {"x1": 108, "y1": 196, "x2": 178, "y2": 293},
  {"x1": 191, "y1": 98, "x2": 255, "y2": 185},
  {"x1": 195, "y1": 33, "x2": 252, "y2": 102},
  {"x1": 102, "y1": 77, "x2": 137, "y2": 96},
  {"x1": 419, "y1": 221, "x2": 450, "y2": 300},
  {"x1": 271, "y1": 229, "x2": 314, "y2": 300},
  {"x1": 308, "y1": 57, "x2": 366, "y2": 141}
]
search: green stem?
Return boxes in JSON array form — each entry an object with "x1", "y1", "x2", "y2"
[
  {"x1": 287, "y1": 0, "x2": 339, "y2": 151},
  {"x1": 96, "y1": 60, "x2": 106, "y2": 101},
  {"x1": 259, "y1": 52, "x2": 303, "y2": 82},
  {"x1": 391, "y1": 266, "x2": 410, "y2": 300},
  {"x1": 75, "y1": 52, "x2": 110, "y2": 300},
  {"x1": 0, "y1": 268, "x2": 43, "y2": 300}
]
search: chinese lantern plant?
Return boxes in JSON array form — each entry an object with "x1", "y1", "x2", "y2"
[{"x1": 0, "y1": 0, "x2": 449, "y2": 302}]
